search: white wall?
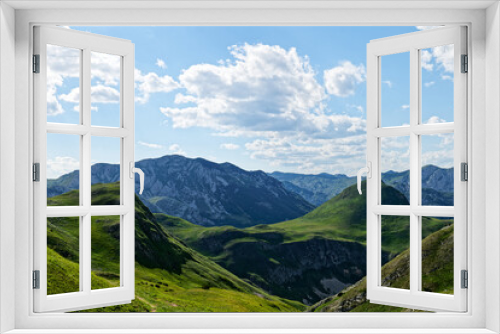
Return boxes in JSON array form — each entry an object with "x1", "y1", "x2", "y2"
[
  {"x1": 486, "y1": 2, "x2": 500, "y2": 333},
  {"x1": 0, "y1": 2, "x2": 16, "y2": 333}
]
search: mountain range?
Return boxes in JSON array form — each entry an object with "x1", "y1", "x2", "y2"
[
  {"x1": 48, "y1": 155, "x2": 454, "y2": 228},
  {"x1": 271, "y1": 165, "x2": 454, "y2": 207},
  {"x1": 48, "y1": 155, "x2": 314, "y2": 227}
]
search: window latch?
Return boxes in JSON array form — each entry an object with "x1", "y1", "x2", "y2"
[
  {"x1": 129, "y1": 162, "x2": 145, "y2": 195},
  {"x1": 357, "y1": 161, "x2": 372, "y2": 195}
]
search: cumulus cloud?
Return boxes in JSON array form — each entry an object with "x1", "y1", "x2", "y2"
[
  {"x1": 59, "y1": 85, "x2": 120, "y2": 104},
  {"x1": 47, "y1": 43, "x2": 180, "y2": 116},
  {"x1": 46, "y1": 45, "x2": 80, "y2": 116},
  {"x1": 424, "y1": 81, "x2": 435, "y2": 88},
  {"x1": 422, "y1": 134, "x2": 454, "y2": 168},
  {"x1": 158, "y1": 44, "x2": 367, "y2": 174},
  {"x1": 420, "y1": 45, "x2": 454, "y2": 76},
  {"x1": 161, "y1": 44, "x2": 336, "y2": 135},
  {"x1": 169, "y1": 144, "x2": 186, "y2": 155},
  {"x1": 324, "y1": 61, "x2": 366, "y2": 97},
  {"x1": 380, "y1": 136, "x2": 410, "y2": 172},
  {"x1": 402, "y1": 105, "x2": 410, "y2": 109},
  {"x1": 135, "y1": 69, "x2": 180, "y2": 104},
  {"x1": 47, "y1": 156, "x2": 79, "y2": 179},
  {"x1": 156, "y1": 58, "x2": 167, "y2": 69},
  {"x1": 245, "y1": 134, "x2": 367, "y2": 175},
  {"x1": 425, "y1": 116, "x2": 447, "y2": 124},
  {"x1": 138, "y1": 141, "x2": 163, "y2": 149},
  {"x1": 421, "y1": 49, "x2": 434, "y2": 71},
  {"x1": 220, "y1": 143, "x2": 240, "y2": 150}
]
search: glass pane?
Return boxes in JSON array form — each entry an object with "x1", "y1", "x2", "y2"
[
  {"x1": 47, "y1": 133, "x2": 80, "y2": 206},
  {"x1": 420, "y1": 45, "x2": 454, "y2": 124},
  {"x1": 46, "y1": 44, "x2": 81, "y2": 124},
  {"x1": 380, "y1": 52, "x2": 410, "y2": 127},
  {"x1": 380, "y1": 136, "x2": 410, "y2": 205},
  {"x1": 91, "y1": 215, "x2": 120, "y2": 290},
  {"x1": 47, "y1": 217, "x2": 80, "y2": 295},
  {"x1": 91, "y1": 136, "x2": 121, "y2": 205},
  {"x1": 421, "y1": 217, "x2": 454, "y2": 294},
  {"x1": 91, "y1": 52, "x2": 121, "y2": 127},
  {"x1": 380, "y1": 215, "x2": 410, "y2": 290},
  {"x1": 421, "y1": 134, "x2": 454, "y2": 206}
]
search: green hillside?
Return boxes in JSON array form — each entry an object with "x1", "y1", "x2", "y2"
[
  {"x1": 307, "y1": 224, "x2": 454, "y2": 312},
  {"x1": 47, "y1": 182, "x2": 305, "y2": 312},
  {"x1": 164, "y1": 182, "x2": 448, "y2": 254},
  {"x1": 161, "y1": 182, "x2": 452, "y2": 304}
]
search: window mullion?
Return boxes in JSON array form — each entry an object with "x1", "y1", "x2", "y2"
[
  {"x1": 409, "y1": 47, "x2": 420, "y2": 294},
  {"x1": 81, "y1": 47, "x2": 92, "y2": 294}
]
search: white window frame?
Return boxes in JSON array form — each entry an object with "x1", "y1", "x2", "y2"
[
  {"x1": 365, "y1": 26, "x2": 467, "y2": 312},
  {"x1": 33, "y1": 25, "x2": 136, "y2": 313},
  {"x1": 1, "y1": 2, "x2": 499, "y2": 333}
]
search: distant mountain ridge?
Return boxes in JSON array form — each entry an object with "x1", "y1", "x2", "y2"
[
  {"x1": 269, "y1": 172, "x2": 356, "y2": 206},
  {"x1": 270, "y1": 165, "x2": 454, "y2": 206},
  {"x1": 48, "y1": 155, "x2": 314, "y2": 227}
]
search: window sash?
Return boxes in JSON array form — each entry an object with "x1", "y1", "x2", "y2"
[
  {"x1": 366, "y1": 26, "x2": 468, "y2": 312},
  {"x1": 33, "y1": 25, "x2": 136, "y2": 313}
]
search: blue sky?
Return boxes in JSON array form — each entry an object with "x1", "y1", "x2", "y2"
[{"x1": 46, "y1": 26, "x2": 455, "y2": 179}]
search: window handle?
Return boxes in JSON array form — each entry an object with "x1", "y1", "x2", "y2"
[
  {"x1": 357, "y1": 161, "x2": 372, "y2": 195},
  {"x1": 129, "y1": 162, "x2": 145, "y2": 195}
]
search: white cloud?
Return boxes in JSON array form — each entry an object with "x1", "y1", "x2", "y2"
[
  {"x1": 220, "y1": 143, "x2": 240, "y2": 150},
  {"x1": 158, "y1": 44, "x2": 367, "y2": 174},
  {"x1": 47, "y1": 156, "x2": 79, "y2": 179},
  {"x1": 380, "y1": 136, "x2": 410, "y2": 172},
  {"x1": 59, "y1": 85, "x2": 120, "y2": 104},
  {"x1": 401, "y1": 105, "x2": 410, "y2": 109},
  {"x1": 135, "y1": 69, "x2": 180, "y2": 104},
  {"x1": 156, "y1": 58, "x2": 167, "y2": 69},
  {"x1": 245, "y1": 135, "x2": 367, "y2": 175},
  {"x1": 420, "y1": 45, "x2": 454, "y2": 75},
  {"x1": 441, "y1": 75, "x2": 453, "y2": 81},
  {"x1": 425, "y1": 116, "x2": 447, "y2": 124},
  {"x1": 421, "y1": 49, "x2": 434, "y2": 71},
  {"x1": 91, "y1": 52, "x2": 121, "y2": 86},
  {"x1": 324, "y1": 61, "x2": 366, "y2": 97},
  {"x1": 162, "y1": 44, "x2": 339, "y2": 135},
  {"x1": 46, "y1": 45, "x2": 80, "y2": 117},
  {"x1": 382, "y1": 80, "x2": 392, "y2": 88},
  {"x1": 424, "y1": 81, "x2": 435, "y2": 88},
  {"x1": 432, "y1": 44, "x2": 454, "y2": 73},
  {"x1": 138, "y1": 141, "x2": 163, "y2": 149},
  {"x1": 169, "y1": 144, "x2": 186, "y2": 155}
]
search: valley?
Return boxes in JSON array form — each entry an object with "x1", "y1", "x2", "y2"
[{"x1": 46, "y1": 155, "x2": 455, "y2": 312}]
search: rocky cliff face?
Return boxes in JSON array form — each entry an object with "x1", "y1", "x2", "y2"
[
  {"x1": 48, "y1": 155, "x2": 314, "y2": 227},
  {"x1": 193, "y1": 231, "x2": 372, "y2": 305},
  {"x1": 382, "y1": 165, "x2": 454, "y2": 205}
]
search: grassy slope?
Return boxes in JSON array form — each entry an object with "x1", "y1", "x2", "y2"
[
  {"x1": 159, "y1": 182, "x2": 452, "y2": 304},
  {"x1": 162, "y1": 182, "x2": 451, "y2": 257},
  {"x1": 307, "y1": 225, "x2": 454, "y2": 312},
  {"x1": 47, "y1": 182, "x2": 305, "y2": 312}
]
